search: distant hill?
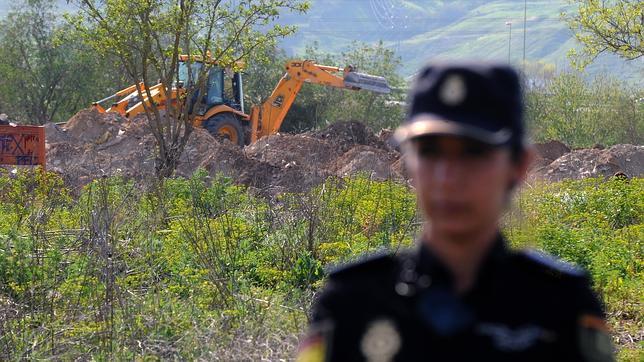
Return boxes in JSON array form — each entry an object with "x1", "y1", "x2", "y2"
[
  {"x1": 277, "y1": 0, "x2": 643, "y2": 82},
  {"x1": 1, "y1": 0, "x2": 641, "y2": 82}
]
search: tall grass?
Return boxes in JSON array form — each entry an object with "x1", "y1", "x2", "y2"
[{"x1": 0, "y1": 169, "x2": 641, "y2": 360}]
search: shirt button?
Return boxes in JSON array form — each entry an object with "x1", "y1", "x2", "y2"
[{"x1": 395, "y1": 282, "x2": 415, "y2": 296}]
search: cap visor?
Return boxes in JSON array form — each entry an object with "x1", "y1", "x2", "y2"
[{"x1": 394, "y1": 115, "x2": 511, "y2": 145}]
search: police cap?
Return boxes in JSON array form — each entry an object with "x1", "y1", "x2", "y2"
[{"x1": 395, "y1": 62, "x2": 524, "y2": 148}]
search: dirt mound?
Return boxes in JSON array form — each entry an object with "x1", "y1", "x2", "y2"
[
  {"x1": 377, "y1": 128, "x2": 399, "y2": 151},
  {"x1": 535, "y1": 144, "x2": 644, "y2": 181},
  {"x1": 242, "y1": 123, "x2": 402, "y2": 191},
  {"x1": 46, "y1": 110, "x2": 157, "y2": 185},
  {"x1": 44, "y1": 111, "x2": 402, "y2": 194},
  {"x1": 312, "y1": 121, "x2": 386, "y2": 152},
  {"x1": 43, "y1": 109, "x2": 642, "y2": 194},
  {"x1": 62, "y1": 109, "x2": 124, "y2": 144},
  {"x1": 245, "y1": 134, "x2": 342, "y2": 170},
  {"x1": 390, "y1": 157, "x2": 410, "y2": 181},
  {"x1": 532, "y1": 140, "x2": 570, "y2": 169},
  {"x1": 43, "y1": 122, "x2": 71, "y2": 144},
  {"x1": 330, "y1": 145, "x2": 400, "y2": 179}
]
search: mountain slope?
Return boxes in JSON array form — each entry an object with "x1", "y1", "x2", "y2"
[
  {"x1": 278, "y1": 0, "x2": 642, "y2": 81},
  {"x1": 0, "y1": 0, "x2": 641, "y2": 81}
]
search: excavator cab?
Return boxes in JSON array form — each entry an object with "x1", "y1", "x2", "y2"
[{"x1": 177, "y1": 60, "x2": 244, "y2": 115}]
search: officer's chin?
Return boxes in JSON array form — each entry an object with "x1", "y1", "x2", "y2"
[{"x1": 427, "y1": 219, "x2": 479, "y2": 242}]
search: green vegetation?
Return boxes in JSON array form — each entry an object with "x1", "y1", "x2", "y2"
[
  {"x1": 0, "y1": 0, "x2": 125, "y2": 124},
  {"x1": 525, "y1": 71, "x2": 643, "y2": 148},
  {"x1": 565, "y1": 0, "x2": 643, "y2": 69},
  {"x1": 0, "y1": 170, "x2": 416, "y2": 359},
  {"x1": 508, "y1": 177, "x2": 643, "y2": 361},
  {"x1": 0, "y1": 170, "x2": 641, "y2": 359}
]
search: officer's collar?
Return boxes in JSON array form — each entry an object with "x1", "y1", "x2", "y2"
[{"x1": 415, "y1": 233, "x2": 509, "y2": 290}]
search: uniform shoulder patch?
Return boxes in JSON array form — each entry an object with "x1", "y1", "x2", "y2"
[
  {"x1": 517, "y1": 249, "x2": 585, "y2": 277},
  {"x1": 327, "y1": 251, "x2": 396, "y2": 280},
  {"x1": 578, "y1": 314, "x2": 615, "y2": 362},
  {"x1": 296, "y1": 332, "x2": 326, "y2": 362}
]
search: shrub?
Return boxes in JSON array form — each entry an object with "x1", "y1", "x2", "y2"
[
  {"x1": 525, "y1": 72, "x2": 643, "y2": 147},
  {"x1": 0, "y1": 169, "x2": 640, "y2": 359}
]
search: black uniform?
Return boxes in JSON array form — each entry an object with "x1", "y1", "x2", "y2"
[{"x1": 299, "y1": 235, "x2": 614, "y2": 361}]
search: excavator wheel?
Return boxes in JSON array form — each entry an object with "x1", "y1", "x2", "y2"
[{"x1": 203, "y1": 112, "x2": 244, "y2": 146}]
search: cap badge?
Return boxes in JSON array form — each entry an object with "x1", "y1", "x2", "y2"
[
  {"x1": 439, "y1": 75, "x2": 467, "y2": 106},
  {"x1": 360, "y1": 319, "x2": 401, "y2": 361}
]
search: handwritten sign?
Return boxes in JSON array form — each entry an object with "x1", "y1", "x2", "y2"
[{"x1": 0, "y1": 125, "x2": 46, "y2": 168}]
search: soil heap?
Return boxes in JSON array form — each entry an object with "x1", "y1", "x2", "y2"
[
  {"x1": 45, "y1": 109, "x2": 402, "y2": 193},
  {"x1": 533, "y1": 144, "x2": 644, "y2": 182},
  {"x1": 42, "y1": 109, "x2": 643, "y2": 193}
]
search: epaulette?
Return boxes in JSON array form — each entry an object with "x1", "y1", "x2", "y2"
[
  {"x1": 327, "y1": 251, "x2": 397, "y2": 280},
  {"x1": 517, "y1": 248, "x2": 586, "y2": 277}
]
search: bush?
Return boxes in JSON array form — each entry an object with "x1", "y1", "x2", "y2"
[
  {"x1": 508, "y1": 178, "x2": 642, "y2": 357},
  {"x1": 525, "y1": 72, "x2": 643, "y2": 147},
  {"x1": 0, "y1": 169, "x2": 640, "y2": 359}
]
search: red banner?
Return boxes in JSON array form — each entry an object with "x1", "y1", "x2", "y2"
[{"x1": 0, "y1": 125, "x2": 46, "y2": 168}]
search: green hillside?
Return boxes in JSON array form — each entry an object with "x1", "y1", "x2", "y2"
[
  {"x1": 0, "y1": 0, "x2": 641, "y2": 81},
  {"x1": 277, "y1": 0, "x2": 643, "y2": 81}
]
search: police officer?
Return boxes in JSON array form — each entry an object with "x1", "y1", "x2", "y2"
[{"x1": 297, "y1": 63, "x2": 614, "y2": 362}]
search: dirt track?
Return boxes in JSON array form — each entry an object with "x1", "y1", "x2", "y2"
[{"x1": 43, "y1": 109, "x2": 643, "y2": 193}]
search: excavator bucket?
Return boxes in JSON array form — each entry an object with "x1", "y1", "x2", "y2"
[{"x1": 344, "y1": 72, "x2": 391, "y2": 94}]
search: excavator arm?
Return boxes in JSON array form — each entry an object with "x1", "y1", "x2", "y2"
[{"x1": 250, "y1": 60, "x2": 390, "y2": 142}]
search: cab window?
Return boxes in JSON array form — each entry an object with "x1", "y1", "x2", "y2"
[{"x1": 206, "y1": 68, "x2": 224, "y2": 105}]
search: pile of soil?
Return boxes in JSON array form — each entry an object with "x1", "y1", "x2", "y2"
[
  {"x1": 534, "y1": 144, "x2": 644, "y2": 182},
  {"x1": 329, "y1": 145, "x2": 399, "y2": 179},
  {"x1": 245, "y1": 134, "x2": 342, "y2": 169},
  {"x1": 376, "y1": 128, "x2": 399, "y2": 151},
  {"x1": 532, "y1": 140, "x2": 571, "y2": 170},
  {"x1": 42, "y1": 109, "x2": 642, "y2": 193},
  {"x1": 312, "y1": 121, "x2": 388, "y2": 152},
  {"x1": 44, "y1": 109, "x2": 402, "y2": 194}
]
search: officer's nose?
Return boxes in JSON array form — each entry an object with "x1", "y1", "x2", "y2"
[{"x1": 430, "y1": 157, "x2": 466, "y2": 188}]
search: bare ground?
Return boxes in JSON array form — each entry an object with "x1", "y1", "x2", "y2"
[{"x1": 43, "y1": 109, "x2": 643, "y2": 193}]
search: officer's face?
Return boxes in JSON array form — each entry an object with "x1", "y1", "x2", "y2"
[{"x1": 408, "y1": 136, "x2": 521, "y2": 239}]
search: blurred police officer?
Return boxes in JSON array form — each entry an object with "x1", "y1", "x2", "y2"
[{"x1": 297, "y1": 63, "x2": 614, "y2": 362}]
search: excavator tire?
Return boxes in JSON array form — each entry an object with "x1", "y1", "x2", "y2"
[{"x1": 203, "y1": 112, "x2": 244, "y2": 146}]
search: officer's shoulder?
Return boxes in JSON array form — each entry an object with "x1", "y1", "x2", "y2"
[
  {"x1": 511, "y1": 248, "x2": 587, "y2": 279},
  {"x1": 327, "y1": 250, "x2": 400, "y2": 280}
]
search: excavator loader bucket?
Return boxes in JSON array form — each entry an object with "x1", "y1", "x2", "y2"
[{"x1": 344, "y1": 72, "x2": 391, "y2": 94}]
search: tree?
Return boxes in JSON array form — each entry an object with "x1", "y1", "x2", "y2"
[
  {"x1": 525, "y1": 71, "x2": 643, "y2": 147},
  {"x1": 242, "y1": 46, "x2": 289, "y2": 113},
  {"x1": 230, "y1": 41, "x2": 404, "y2": 134},
  {"x1": 565, "y1": 0, "x2": 643, "y2": 69},
  {"x1": 267, "y1": 41, "x2": 405, "y2": 133},
  {"x1": 69, "y1": 0, "x2": 309, "y2": 178},
  {"x1": 0, "y1": 0, "x2": 124, "y2": 124},
  {"x1": 334, "y1": 41, "x2": 406, "y2": 129}
]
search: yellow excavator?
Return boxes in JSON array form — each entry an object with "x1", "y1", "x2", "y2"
[{"x1": 92, "y1": 56, "x2": 391, "y2": 146}]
